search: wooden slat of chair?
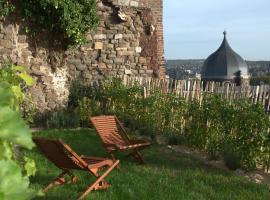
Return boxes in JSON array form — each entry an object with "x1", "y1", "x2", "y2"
[
  {"x1": 90, "y1": 115, "x2": 151, "y2": 164},
  {"x1": 33, "y1": 138, "x2": 119, "y2": 200}
]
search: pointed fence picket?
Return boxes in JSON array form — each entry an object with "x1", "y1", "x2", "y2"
[{"x1": 121, "y1": 75, "x2": 270, "y2": 113}]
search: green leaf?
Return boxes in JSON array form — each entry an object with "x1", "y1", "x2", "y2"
[
  {"x1": 0, "y1": 141, "x2": 12, "y2": 160},
  {"x1": 24, "y1": 156, "x2": 37, "y2": 177},
  {"x1": 0, "y1": 83, "x2": 13, "y2": 107},
  {"x1": 18, "y1": 71, "x2": 34, "y2": 86},
  {"x1": 0, "y1": 160, "x2": 35, "y2": 200},
  {"x1": 0, "y1": 106, "x2": 34, "y2": 149}
]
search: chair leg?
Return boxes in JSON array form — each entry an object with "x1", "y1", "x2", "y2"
[
  {"x1": 127, "y1": 150, "x2": 145, "y2": 164},
  {"x1": 133, "y1": 151, "x2": 145, "y2": 164},
  {"x1": 43, "y1": 170, "x2": 77, "y2": 192},
  {"x1": 77, "y1": 160, "x2": 119, "y2": 200},
  {"x1": 109, "y1": 153, "x2": 120, "y2": 169}
]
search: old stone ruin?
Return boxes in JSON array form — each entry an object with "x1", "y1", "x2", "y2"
[{"x1": 0, "y1": 0, "x2": 165, "y2": 113}]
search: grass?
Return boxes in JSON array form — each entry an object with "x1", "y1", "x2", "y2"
[{"x1": 25, "y1": 129, "x2": 270, "y2": 200}]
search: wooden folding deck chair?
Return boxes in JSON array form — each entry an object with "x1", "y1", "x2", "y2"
[
  {"x1": 90, "y1": 115, "x2": 151, "y2": 164},
  {"x1": 33, "y1": 138, "x2": 119, "y2": 200}
]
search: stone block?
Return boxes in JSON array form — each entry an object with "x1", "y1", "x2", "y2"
[
  {"x1": 146, "y1": 69, "x2": 154, "y2": 74},
  {"x1": 94, "y1": 42, "x2": 103, "y2": 50},
  {"x1": 114, "y1": 34, "x2": 123, "y2": 40},
  {"x1": 135, "y1": 47, "x2": 142, "y2": 53},
  {"x1": 116, "y1": 47, "x2": 128, "y2": 51},
  {"x1": 94, "y1": 34, "x2": 106, "y2": 40},
  {"x1": 117, "y1": 0, "x2": 130, "y2": 6},
  {"x1": 108, "y1": 54, "x2": 116, "y2": 59},
  {"x1": 106, "y1": 44, "x2": 114, "y2": 49},
  {"x1": 130, "y1": 1, "x2": 139, "y2": 7},
  {"x1": 76, "y1": 64, "x2": 86, "y2": 71},
  {"x1": 107, "y1": 64, "x2": 113, "y2": 69},
  {"x1": 132, "y1": 69, "x2": 138, "y2": 74},
  {"x1": 123, "y1": 34, "x2": 134, "y2": 40},
  {"x1": 139, "y1": 69, "x2": 145, "y2": 74},
  {"x1": 118, "y1": 42, "x2": 130, "y2": 48},
  {"x1": 86, "y1": 34, "x2": 93, "y2": 41},
  {"x1": 139, "y1": 57, "x2": 147, "y2": 64},
  {"x1": 125, "y1": 69, "x2": 132, "y2": 75},
  {"x1": 0, "y1": 39, "x2": 12, "y2": 49},
  {"x1": 19, "y1": 43, "x2": 29, "y2": 49},
  {"x1": 107, "y1": 34, "x2": 114, "y2": 39},
  {"x1": 114, "y1": 58, "x2": 124, "y2": 64},
  {"x1": 120, "y1": 51, "x2": 134, "y2": 56},
  {"x1": 68, "y1": 59, "x2": 81, "y2": 65},
  {"x1": 98, "y1": 63, "x2": 107, "y2": 69},
  {"x1": 18, "y1": 35, "x2": 27, "y2": 43}
]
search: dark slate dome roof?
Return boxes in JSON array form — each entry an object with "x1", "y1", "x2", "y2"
[{"x1": 201, "y1": 31, "x2": 248, "y2": 80}]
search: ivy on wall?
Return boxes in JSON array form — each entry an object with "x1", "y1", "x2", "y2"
[
  {"x1": 0, "y1": 0, "x2": 99, "y2": 47},
  {"x1": 0, "y1": 0, "x2": 15, "y2": 19}
]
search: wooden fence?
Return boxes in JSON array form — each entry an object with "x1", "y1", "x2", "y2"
[{"x1": 122, "y1": 76, "x2": 270, "y2": 112}]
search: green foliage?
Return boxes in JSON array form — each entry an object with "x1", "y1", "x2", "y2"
[
  {"x1": 46, "y1": 109, "x2": 80, "y2": 129},
  {"x1": 75, "y1": 78, "x2": 270, "y2": 171},
  {"x1": 0, "y1": 61, "x2": 36, "y2": 123},
  {"x1": 47, "y1": 77, "x2": 270, "y2": 171},
  {"x1": 250, "y1": 75, "x2": 270, "y2": 85},
  {"x1": 19, "y1": 0, "x2": 99, "y2": 46},
  {"x1": 223, "y1": 139, "x2": 241, "y2": 170},
  {"x1": 78, "y1": 97, "x2": 92, "y2": 127},
  {"x1": 0, "y1": 0, "x2": 15, "y2": 19},
  {"x1": 0, "y1": 62, "x2": 36, "y2": 199},
  {"x1": 0, "y1": 160, "x2": 35, "y2": 200}
]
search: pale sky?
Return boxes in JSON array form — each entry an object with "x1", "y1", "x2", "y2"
[{"x1": 164, "y1": 0, "x2": 270, "y2": 60}]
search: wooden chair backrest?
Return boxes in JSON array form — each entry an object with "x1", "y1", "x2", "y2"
[
  {"x1": 33, "y1": 138, "x2": 88, "y2": 170},
  {"x1": 90, "y1": 115, "x2": 130, "y2": 147}
]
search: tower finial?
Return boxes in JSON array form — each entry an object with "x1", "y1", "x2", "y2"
[{"x1": 223, "y1": 30, "x2": 227, "y2": 37}]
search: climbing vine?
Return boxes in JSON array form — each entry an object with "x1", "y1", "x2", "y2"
[
  {"x1": 0, "y1": 0, "x2": 99, "y2": 47},
  {"x1": 0, "y1": 0, "x2": 15, "y2": 19}
]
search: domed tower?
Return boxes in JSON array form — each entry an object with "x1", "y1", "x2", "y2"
[{"x1": 201, "y1": 31, "x2": 249, "y2": 85}]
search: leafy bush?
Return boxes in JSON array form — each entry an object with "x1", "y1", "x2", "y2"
[
  {"x1": 0, "y1": 61, "x2": 36, "y2": 123},
  {"x1": 78, "y1": 78, "x2": 270, "y2": 171},
  {"x1": 52, "y1": 77, "x2": 270, "y2": 171},
  {"x1": 223, "y1": 139, "x2": 241, "y2": 170},
  {"x1": 46, "y1": 109, "x2": 80, "y2": 129},
  {"x1": 0, "y1": 62, "x2": 36, "y2": 199},
  {"x1": 78, "y1": 97, "x2": 92, "y2": 127},
  {"x1": 19, "y1": 0, "x2": 99, "y2": 46},
  {"x1": 0, "y1": 0, "x2": 15, "y2": 19}
]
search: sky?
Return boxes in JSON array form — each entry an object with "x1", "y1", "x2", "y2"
[{"x1": 164, "y1": 0, "x2": 270, "y2": 60}]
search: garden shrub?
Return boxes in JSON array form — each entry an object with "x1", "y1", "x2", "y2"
[
  {"x1": 53, "y1": 77, "x2": 270, "y2": 171},
  {"x1": 0, "y1": 0, "x2": 15, "y2": 19},
  {"x1": 78, "y1": 97, "x2": 92, "y2": 127},
  {"x1": 0, "y1": 62, "x2": 36, "y2": 199},
  {"x1": 89, "y1": 78, "x2": 270, "y2": 171},
  {"x1": 19, "y1": 0, "x2": 99, "y2": 46},
  {"x1": 223, "y1": 139, "x2": 241, "y2": 170},
  {"x1": 233, "y1": 100, "x2": 269, "y2": 170},
  {"x1": 0, "y1": 61, "x2": 36, "y2": 123},
  {"x1": 1, "y1": 0, "x2": 99, "y2": 47},
  {"x1": 46, "y1": 109, "x2": 80, "y2": 129}
]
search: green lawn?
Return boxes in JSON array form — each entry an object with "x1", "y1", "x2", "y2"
[{"x1": 26, "y1": 129, "x2": 270, "y2": 200}]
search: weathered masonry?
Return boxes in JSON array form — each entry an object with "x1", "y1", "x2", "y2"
[{"x1": 0, "y1": 0, "x2": 165, "y2": 112}]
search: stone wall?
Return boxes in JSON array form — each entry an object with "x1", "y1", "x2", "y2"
[{"x1": 0, "y1": 0, "x2": 165, "y2": 113}]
